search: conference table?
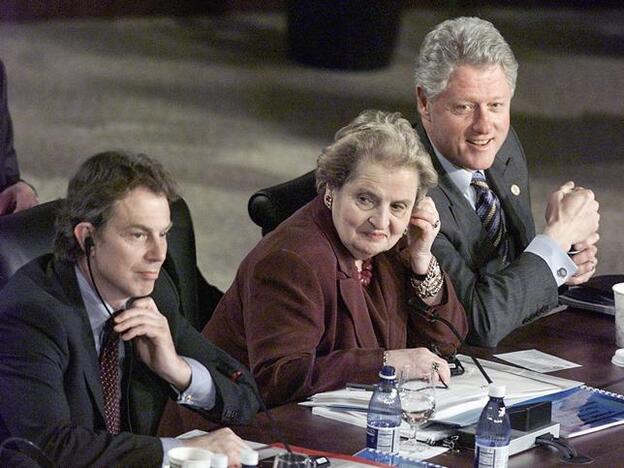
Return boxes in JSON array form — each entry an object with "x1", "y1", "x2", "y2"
[{"x1": 163, "y1": 307, "x2": 624, "y2": 467}]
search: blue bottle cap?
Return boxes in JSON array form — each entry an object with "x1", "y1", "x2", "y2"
[{"x1": 379, "y1": 365, "x2": 396, "y2": 379}]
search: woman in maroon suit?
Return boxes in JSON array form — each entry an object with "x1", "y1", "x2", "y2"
[{"x1": 204, "y1": 110, "x2": 468, "y2": 407}]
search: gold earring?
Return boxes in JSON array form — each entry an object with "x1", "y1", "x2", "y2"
[{"x1": 324, "y1": 194, "x2": 333, "y2": 209}]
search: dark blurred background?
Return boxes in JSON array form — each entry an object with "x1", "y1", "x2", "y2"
[{"x1": 0, "y1": 1, "x2": 622, "y2": 289}]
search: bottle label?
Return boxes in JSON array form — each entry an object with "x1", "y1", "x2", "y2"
[
  {"x1": 366, "y1": 424, "x2": 400, "y2": 454},
  {"x1": 475, "y1": 444, "x2": 510, "y2": 468}
]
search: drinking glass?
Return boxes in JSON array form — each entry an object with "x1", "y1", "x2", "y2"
[
  {"x1": 398, "y1": 366, "x2": 436, "y2": 452},
  {"x1": 272, "y1": 453, "x2": 313, "y2": 468}
]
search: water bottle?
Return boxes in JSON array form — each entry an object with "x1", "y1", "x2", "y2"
[
  {"x1": 474, "y1": 383, "x2": 512, "y2": 468},
  {"x1": 241, "y1": 449, "x2": 258, "y2": 468},
  {"x1": 366, "y1": 365, "x2": 402, "y2": 454}
]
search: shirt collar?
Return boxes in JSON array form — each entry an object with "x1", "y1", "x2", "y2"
[
  {"x1": 431, "y1": 143, "x2": 486, "y2": 206},
  {"x1": 75, "y1": 266, "x2": 114, "y2": 346},
  {"x1": 431, "y1": 144, "x2": 475, "y2": 192}
]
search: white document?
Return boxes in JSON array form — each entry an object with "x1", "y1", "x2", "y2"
[
  {"x1": 301, "y1": 355, "x2": 582, "y2": 427},
  {"x1": 493, "y1": 349, "x2": 581, "y2": 373}
]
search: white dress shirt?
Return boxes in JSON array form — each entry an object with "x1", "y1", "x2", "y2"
[
  {"x1": 432, "y1": 147, "x2": 577, "y2": 286},
  {"x1": 75, "y1": 267, "x2": 216, "y2": 463}
]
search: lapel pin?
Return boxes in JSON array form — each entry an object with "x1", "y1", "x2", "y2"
[{"x1": 511, "y1": 184, "x2": 520, "y2": 196}]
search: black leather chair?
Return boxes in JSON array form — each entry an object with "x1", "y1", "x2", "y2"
[
  {"x1": 0, "y1": 198, "x2": 221, "y2": 331},
  {"x1": 247, "y1": 170, "x2": 317, "y2": 235}
]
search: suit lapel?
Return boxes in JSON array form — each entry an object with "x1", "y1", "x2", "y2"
[
  {"x1": 415, "y1": 123, "x2": 495, "y2": 266},
  {"x1": 486, "y1": 133, "x2": 533, "y2": 249},
  {"x1": 50, "y1": 260, "x2": 107, "y2": 424},
  {"x1": 337, "y1": 276, "x2": 378, "y2": 347},
  {"x1": 312, "y1": 196, "x2": 379, "y2": 347}
]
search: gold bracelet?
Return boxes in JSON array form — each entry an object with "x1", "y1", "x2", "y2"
[{"x1": 409, "y1": 256, "x2": 443, "y2": 299}]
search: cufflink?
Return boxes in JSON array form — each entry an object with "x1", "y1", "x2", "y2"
[
  {"x1": 511, "y1": 184, "x2": 520, "y2": 196},
  {"x1": 557, "y1": 267, "x2": 568, "y2": 278},
  {"x1": 224, "y1": 409, "x2": 239, "y2": 420}
]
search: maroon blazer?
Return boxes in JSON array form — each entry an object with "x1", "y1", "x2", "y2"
[{"x1": 204, "y1": 195, "x2": 467, "y2": 407}]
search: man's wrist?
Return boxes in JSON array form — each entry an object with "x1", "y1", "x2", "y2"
[
  {"x1": 542, "y1": 225, "x2": 571, "y2": 253},
  {"x1": 526, "y1": 234, "x2": 578, "y2": 286},
  {"x1": 162, "y1": 355, "x2": 192, "y2": 391}
]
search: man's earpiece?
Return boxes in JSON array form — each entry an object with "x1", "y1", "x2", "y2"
[{"x1": 84, "y1": 236, "x2": 94, "y2": 254}]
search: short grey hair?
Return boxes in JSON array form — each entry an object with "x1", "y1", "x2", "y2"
[
  {"x1": 316, "y1": 110, "x2": 437, "y2": 203},
  {"x1": 414, "y1": 17, "x2": 518, "y2": 100}
]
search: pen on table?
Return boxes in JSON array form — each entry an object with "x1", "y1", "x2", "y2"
[
  {"x1": 431, "y1": 362, "x2": 449, "y2": 389},
  {"x1": 346, "y1": 381, "x2": 448, "y2": 391},
  {"x1": 471, "y1": 356, "x2": 493, "y2": 384},
  {"x1": 346, "y1": 382, "x2": 376, "y2": 391},
  {"x1": 436, "y1": 375, "x2": 449, "y2": 389}
]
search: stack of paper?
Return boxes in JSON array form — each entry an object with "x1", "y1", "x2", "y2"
[{"x1": 300, "y1": 355, "x2": 582, "y2": 428}]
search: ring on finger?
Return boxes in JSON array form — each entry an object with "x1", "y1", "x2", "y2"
[{"x1": 432, "y1": 219, "x2": 440, "y2": 229}]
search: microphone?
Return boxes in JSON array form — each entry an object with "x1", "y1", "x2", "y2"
[
  {"x1": 408, "y1": 298, "x2": 466, "y2": 376},
  {"x1": 409, "y1": 300, "x2": 495, "y2": 382},
  {"x1": 411, "y1": 306, "x2": 465, "y2": 344},
  {"x1": 0, "y1": 437, "x2": 55, "y2": 468},
  {"x1": 217, "y1": 363, "x2": 292, "y2": 453}
]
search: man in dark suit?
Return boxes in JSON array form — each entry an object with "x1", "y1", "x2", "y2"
[
  {"x1": 413, "y1": 17, "x2": 600, "y2": 346},
  {"x1": 0, "y1": 59, "x2": 38, "y2": 215},
  {"x1": 0, "y1": 152, "x2": 259, "y2": 467}
]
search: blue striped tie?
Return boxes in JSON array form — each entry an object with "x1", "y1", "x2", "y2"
[{"x1": 471, "y1": 171, "x2": 508, "y2": 258}]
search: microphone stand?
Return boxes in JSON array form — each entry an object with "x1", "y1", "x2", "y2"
[
  {"x1": 221, "y1": 367, "x2": 293, "y2": 454},
  {"x1": 0, "y1": 437, "x2": 55, "y2": 468},
  {"x1": 409, "y1": 303, "x2": 491, "y2": 383},
  {"x1": 411, "y1": 307, "x2": 594, "y2": 464},
  {"x1": 249, "y1": 385, "x2": 293, "y2": 454}
]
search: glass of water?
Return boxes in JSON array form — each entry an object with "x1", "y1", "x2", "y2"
[{"x1": 398, "y1": 366, "x2": 436, "y2": 452}]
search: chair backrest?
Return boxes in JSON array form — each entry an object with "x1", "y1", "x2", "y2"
[
  {"x1": 0, "y1": 200, "x2": 58, "y2": 289},
  {"x1": 0, "y1": 198, "x2": 221, "y2": 330},
  {"x1": 247, "y1": 170, "x2": 317, "y2": 235}
]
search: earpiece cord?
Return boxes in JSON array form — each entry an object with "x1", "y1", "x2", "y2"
[
  {"x1": 85, "y1": 245, "x2": 120, "y2": 358},
  {"x1": 86, "y1": 250, "x2": 114, "y2": 318}
]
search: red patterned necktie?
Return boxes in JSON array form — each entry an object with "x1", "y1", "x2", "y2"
[
  {"x1": 471, "y1": 171, "x2": 508, "y2": 259},
  {"x1": 99, "y1": 318, "x2": 121, "y2": 434}
]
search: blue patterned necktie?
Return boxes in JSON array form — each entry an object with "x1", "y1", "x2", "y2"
[{"x1": 471, "y1": 171, "x2": 508, "y2": 258}]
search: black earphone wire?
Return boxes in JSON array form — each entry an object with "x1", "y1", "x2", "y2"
[
  {"x1": 85, "y1": 239, "x2": 114, "y2": 318},
  {"x1": 85, "y1": 238, "x2": 122, "y2": 362}
]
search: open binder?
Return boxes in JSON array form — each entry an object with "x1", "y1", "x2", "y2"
[
  {"x1": 559, "y1": 274, "x2": 624, "y2": 315},
  {"x1": 509, "y1": 385, "x2": 624, "y2": 438}
]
